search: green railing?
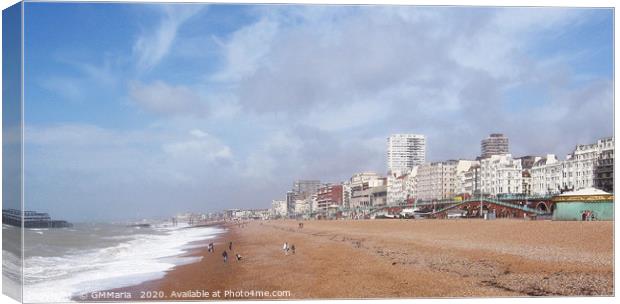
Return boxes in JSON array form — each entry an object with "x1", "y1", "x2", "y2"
[{"x1": 432, "y1": 198, "x2": 549, "y2": 216}]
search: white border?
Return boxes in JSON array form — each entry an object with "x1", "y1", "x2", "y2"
[{"x1": 0, "y1": 1, "x2": 617, "y2": 304}]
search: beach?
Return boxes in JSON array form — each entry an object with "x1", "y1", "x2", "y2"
[{"x1": 83, "y1": 219, "x2": 614, "y2": 300}]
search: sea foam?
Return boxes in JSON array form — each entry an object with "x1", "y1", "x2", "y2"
[{"x1": 22, "y1": 225, "x2": 223, "y2": 303}]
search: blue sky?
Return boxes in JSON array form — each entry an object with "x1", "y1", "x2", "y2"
[{"x1": 18, "y1": 3, "x2": 613, "y2": 220}]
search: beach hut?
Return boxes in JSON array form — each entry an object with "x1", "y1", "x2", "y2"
[{"x1": 551, "y1": 188, "x2": 614, "y2": 221}]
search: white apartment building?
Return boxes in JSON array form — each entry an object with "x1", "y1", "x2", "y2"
[
  {"x1": 294, "y1": 198, "x2": 312, "y2": 216},
  {"x1": 461, "y1": 164, "x2": 480, "y2": 194},
  {"x1": 530, "y1": 137, "x2": 614, "y2": 195},
  {"x1": 455, "y1": 161, "x2": 479, "y2": 195},
  {"x1": 387, "y1": 167, "x2": 418, "y2": 206},
  {"x1": 479, "y1": 154, "x2": 523, "y2": 195},
  {"x1": 387, "y1": 134, "x2": 426, "y2": 174},
  {"x1": 416, "y1": 162, "x2": 443, "y2": 200},
  {"x1": 416, "y1": 160, "x2": 476, "y2": 200},
  {"x1": 271, "y1": 200, "x2": 287, "y2": 218},
  {"x1": 348, "y1": 172, "x2": 386, "y2": 209},
  {"x1": 341, "y1": 181, "x2": 351, "y2": 209},
  {"x1": 531, "y1": 155, "x2": 562, "y2": 195}
]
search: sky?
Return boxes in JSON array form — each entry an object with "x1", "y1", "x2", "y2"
[{"x1": 17, "y1": 2, "x2": 613, "y2": 221}]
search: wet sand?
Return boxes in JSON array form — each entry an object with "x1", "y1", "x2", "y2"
[{"x1": 82, "y1": 219, "x2": 613, "y2": 300}]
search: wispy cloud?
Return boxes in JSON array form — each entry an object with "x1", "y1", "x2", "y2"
[
  {"x1": 38, "y1": 76, "x2": 85, "y2": 102},
  {"x1": 133, "y1": 5, "x2": 204, "y2": 72},
  {"x1": 128, "y1": 80, "x2": 208, "y2": 116},
  {"x1": 210, "y1": 18, "x2": 279, "y2": 82}
]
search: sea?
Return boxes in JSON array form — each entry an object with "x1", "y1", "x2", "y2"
[{"x1": 2, "y1": 221, "x2": 224, "y2": 303}]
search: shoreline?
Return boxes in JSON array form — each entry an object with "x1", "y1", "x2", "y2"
[
  {"x1": 76, "y1": 219, "x2": 613, "y2": 301},
  {"x1": 73, "y1": 222, "x2": 235, "y2": 302}
]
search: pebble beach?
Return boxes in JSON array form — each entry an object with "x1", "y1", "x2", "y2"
[{"x1": 82, "y1": 219, "x2": 613, "y2": 300}]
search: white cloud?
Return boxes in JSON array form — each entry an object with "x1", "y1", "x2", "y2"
[
  {"x1": 128, "y1": 80, "x2": 208, "y2": 116},
  {"x1": 163, "y1": 136, "x2": 232, "y2": 162},
  {"x1": 204, "y1": 6, "x2": 610, "y2": 162},
  {"x1": 133, "y1": 5, "x2": 204, "y2": 71},
  {"x1": 190, "y1": 129, "x2": 208, "y2": 138},
  {"x1": 210, "y1": 18, "x2": 279, "y2": 82}
]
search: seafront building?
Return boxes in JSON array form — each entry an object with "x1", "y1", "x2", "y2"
[
  {"x1": 294, "y1": 198, "x2": 313, "y2": 217},
  {"x1": 530, "y1": 137, "x2": 615, "y2": 195},
  {"x1": 271, "y1": 200, "x2": 287, "y2": 218},
  {"x1": 268, "y1": 135, "x2": 613, "y2": 220},
  {"x1": 287, "y1": 180, "x2": 321, "y2": 217},
  {"x1": 346, "y1": 172, "x2": 385, "y2": 209},
  {"x1": 387, "y1": 167, "x2": 417, "y2": 206},
  {"x1": 595, "y1": 137, "x2": 614, "y2": 192},
  {"x1": 349, "y1": 172, "x2": 387, "y2": 210},
  {"x1": 481, "y1": 133, "x2": 510, "y2": 158},
  {"x1": 293, "y1": 180, "x2": 322, "y2": 198},
  {"x1": 479, "y1": 154, "x2": 523, "y2": 196},
  {"x1": 415, "y1": 160, "x2": 477, "y2": 201},
  {"x1": 387, "y1": 134, "x2": 426, "y2": 174},
  {"x1": 316, "y1": 184, "x2": 343, "y2": 213},
  {"x1": 531, "y1": 155, "x2": 563, "y2": 195},
  {"x1": 461, "y1": 164, "x2": 480, "y2": 195}
]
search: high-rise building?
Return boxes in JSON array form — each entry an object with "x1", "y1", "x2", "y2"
[
  {"x1": 387, "y1": 134, "x2": 426, "y2": 174},
  {"x1": 292, "y1": 180, "x2": 321, "y2": 199},
  {"x1": 287, "y1": 180, "x2": 321, "y2": 217},
  {"x1": 480, "y1": 133, "x2": 509, "y2": 158}
]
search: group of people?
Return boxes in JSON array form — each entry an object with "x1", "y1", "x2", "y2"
[
  {"x1": 209, "y1": 241, "x2": 243, "y2": 263},
  {"x1": 282, "y1": 242, "x2": 296, "y2": 255}
]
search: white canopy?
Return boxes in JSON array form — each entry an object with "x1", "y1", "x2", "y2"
[{"x1": 559, "y1": 187, "x2": 610, "y2": 196}]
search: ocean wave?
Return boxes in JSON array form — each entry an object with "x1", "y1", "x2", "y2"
[{"x1": 23, "y1": 225, "x2": 224, "y2": 302}]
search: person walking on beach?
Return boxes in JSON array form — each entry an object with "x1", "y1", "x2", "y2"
[
  {"x1": 236, "y1": 253, "x2": 243, "y2": 261},
  {"x1": 283, "y1": 242, "x2": 289, "y2": 255},
  {"x1": 291, "y1": 244, "x2": 296, "y2": 255},
  {"x1": 222, "y1": 250, "x2": 228, "y2": 263},
  {"x1": 229, "y1": 241, "x2": 233, "y2": 250}
]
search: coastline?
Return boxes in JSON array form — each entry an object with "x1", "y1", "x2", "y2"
[
  {"x1": 74, "y1": 222, "x2": 235, "y2": 302},
  {"x1": 77, "y1": 219, "x2": 614, "y2": 301}
]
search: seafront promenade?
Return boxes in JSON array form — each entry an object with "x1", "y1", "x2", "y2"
[{"x1": 86, "y1": 219, "x2": 613, "y2": 300}]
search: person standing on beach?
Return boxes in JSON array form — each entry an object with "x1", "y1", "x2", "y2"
[
  {"x1": 222, "y1": 250, "x2": 228, "y2": 263},
  {"x1": 283, "y1": 242, "x2": 289, "y2": 255},
  {"x1": 291, "y1": 244, "x2": 296, "y2": 254},
  {"x1": 229, "y1": 241, "x2": 233, "y2": 250}
]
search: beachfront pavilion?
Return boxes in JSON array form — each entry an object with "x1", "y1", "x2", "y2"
[{"x1": 551, "y1": 188, "x2": 614, "y2": 221}]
